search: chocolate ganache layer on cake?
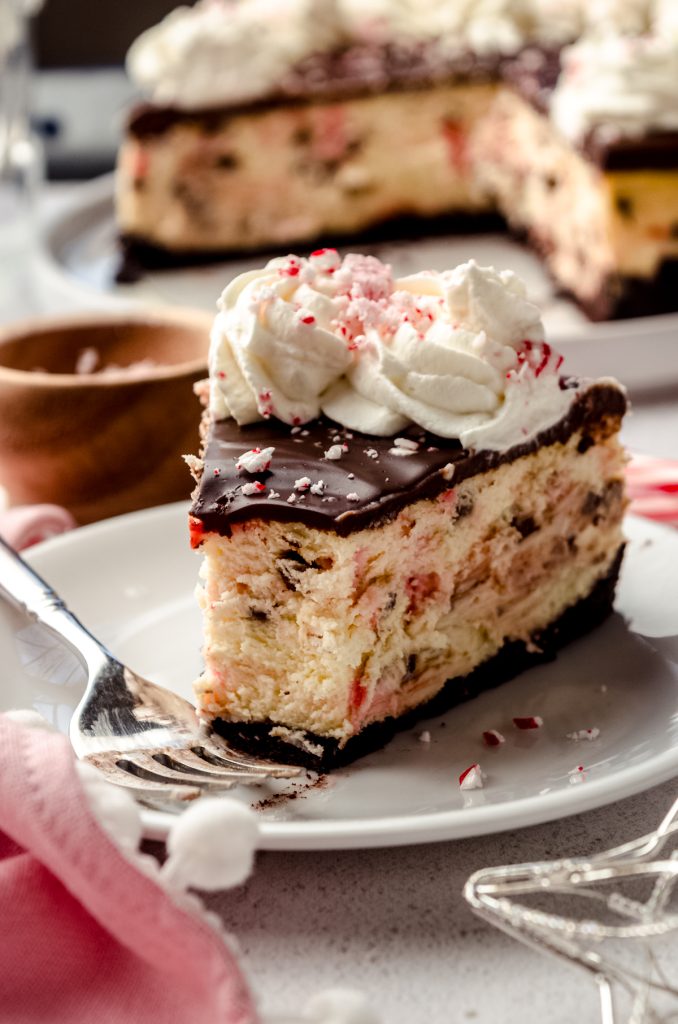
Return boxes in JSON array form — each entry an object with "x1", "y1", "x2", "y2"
[{"x1": 192, "y1": 383, "x2": 625, "y2": 537}]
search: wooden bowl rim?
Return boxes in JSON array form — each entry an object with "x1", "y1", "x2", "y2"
[{"x1": 0, "y1": 307, "x2": 212, "y2": 388}]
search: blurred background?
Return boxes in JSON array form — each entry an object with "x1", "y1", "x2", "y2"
[{"x1": 32, "y1": 0, "x2": 173, "y2": 177}]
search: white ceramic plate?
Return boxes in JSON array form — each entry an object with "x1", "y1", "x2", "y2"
[
  {"x1": 40, "y1": 175, "x2": 678, "y2": 393},
  {"x1": 2, "y1": 502, "x2": 678, "y2": 849}
]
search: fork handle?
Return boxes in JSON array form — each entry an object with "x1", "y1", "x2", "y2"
[{"x1": 0, "y1": 535, "x2": 111, "y2": 669}]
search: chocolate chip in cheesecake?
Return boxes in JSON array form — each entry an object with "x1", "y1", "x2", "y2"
[
  {"x1": 292, "y1": 126, "x2": 312, "y2": 146},
  {"x1": 582, "y1": 490, "x2": 602, "y2": 518},
  {"x1": 511, "y1": 513, "x2": 539, "y2": 539},
  {"x1": 582, "y1": 480, "x2": 622, "y2": 525},
  {"x1": 279, "y1": 549, "x2": 317, "y2": 568},
  {"x1": 615, "y1": 195, "x2": 634, "y2": 219},
  {"x1": 277, "y1": 548, "x2": 324, "y2": 591},
  {"x1": 455, "y1": 492, "x2": 475, "y2": 519},
  {"x1": 214, "y1": 153, "x2": 239, "y2": 170}
]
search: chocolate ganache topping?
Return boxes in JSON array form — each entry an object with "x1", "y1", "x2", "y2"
[{"x1": 191, "y1": 385, "x2": 626, "y2": 538}]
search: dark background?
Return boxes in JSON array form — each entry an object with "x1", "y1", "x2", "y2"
[{"x1": 35, "y1": 0, "x2": 177, "y2": 67}]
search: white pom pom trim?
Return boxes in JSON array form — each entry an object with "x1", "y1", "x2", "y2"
[
  {"x1": 4, "y1": 708, "x2": 56, "y2": 731},
  {"x1": 161, "y1": 797, "x2": 259, "y2": 892}
]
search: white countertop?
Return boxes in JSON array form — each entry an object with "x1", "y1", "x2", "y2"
[
  {"x1": 2, "y1": 183, "x2": 677, "y2": 1024},
  {"x1": 206, "y1": 779, "x2": 677, "y2": 1022}
]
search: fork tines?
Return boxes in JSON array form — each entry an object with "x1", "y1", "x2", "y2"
[{"x1": 86, "y1": 741, "x2": 300, "y2": 799}]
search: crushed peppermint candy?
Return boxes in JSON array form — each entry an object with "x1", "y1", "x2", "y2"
[
  {"x1": 268, "y1": 490, "x2": 281, "y2": 500},
  {"x1": 569, "y1": 765, "x2": 586, "y2": 784},
  {"x1": 310, "y1": 480, "x2": 326, "y2": 495},
  {"x1": 513, "y1": 716, "x2": 543, "y2": 730},
  {"x1": 294, "y1": 476, "x2": 312, "y2": 491},
  {"x1": 459, "y1": 764, "x2": 484, "y2": 790},
  {"x1": 419, "y1": 730, "x2": 431, "y2": 744},
  {"x1": 236, "y1": 446, "x2": 275, "y2": 473},
  {"x1": 309, "y1": 247, "x2": 341, "y2": 273},
  {"x1": 290, "y1": 426, "x2": 301, "y2": 435},
  {"x1": 241, "y1": 481, "x2": 266, "y2": 496},
  {"x1": 287, "y1": 493, "x2": 298, "y2": 504},
  {"x1": 394, "y1": 437, "x2": 419, "y2": 451},
  {"x1": 324, "y1": 444, "x2": 345, "y2": 460},
  {"x1": 346, "y1": 492, "x2": 360, "y2": 502},
  {"x1": 567, "y1": 728, "x2": 600, "y2": 742},
  {"x1": 441, "y1": 463, "x2": 455, "y2": 481},
  {"x1": 388, "y1": 446, "x2": 417, "y2": 457},
  {"x1": 483, "y1": 729, "x2": 506, "y2": 747},
  {"x1": 365, "y1": 448, "x2": 379, "y2": 459}
]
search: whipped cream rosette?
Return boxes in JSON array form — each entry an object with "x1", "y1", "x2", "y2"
[
  {"x1": 210, "y1": 253, "x2": 575, "y2": 454},
  {"x1": 127, "y1": 0, "x2": 344, "y2": 108},
  {"x1": 551, "y1": 33, "x2": 678, "y2": 142},
  {"x1": 127, "y1": 0, "x2": 586, "y2": 109}
]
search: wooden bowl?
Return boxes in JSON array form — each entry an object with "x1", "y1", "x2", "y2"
[{"x1": 0, "y1": 309, "x2": 211, "y2": 524}]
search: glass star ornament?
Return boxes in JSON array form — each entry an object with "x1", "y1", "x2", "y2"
[{"x1": 465, "y1": 797, "x2": 678, "y2": 1024}]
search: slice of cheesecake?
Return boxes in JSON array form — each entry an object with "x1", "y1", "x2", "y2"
[{"x1": 187, "y1": 252, "x2": 627, "y2": 769}]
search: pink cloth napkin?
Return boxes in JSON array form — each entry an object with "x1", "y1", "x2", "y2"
[
  {"x1": 0, "y1": 504, "x2": 76, "y2": 550},
  {"x1": 626, "y1": 453, "x2": 678, "y2": 526},
  {"x1": 0, "y1": 717, "x2": 257, "y2": 1024}
]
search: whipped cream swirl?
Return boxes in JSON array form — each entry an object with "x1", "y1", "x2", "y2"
[
  {"x1": 127, "y1": 0, "x2": 344, "y2": 108},
  {"x1": 340, "y1": 0, "x2": 580, "y2": 54},
  {"x1": 210, "y1": 253, "x2": 575, "y2": 454},
  {"x1": 127, "y1": 0, "x2": 582, "y2": 108},
  {"x1": 551, "y1": 33, "x2": 678, "y2": 141}
]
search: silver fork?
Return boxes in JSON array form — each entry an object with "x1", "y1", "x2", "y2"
[{"x1": 0, "y1": 536, "x2": 300, "y2": 801}]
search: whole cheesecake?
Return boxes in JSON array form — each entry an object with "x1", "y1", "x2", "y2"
[
  {"x1": 187, "y1": 251, "x2": 627, "y2": 769},
  {"x1": 117, "y1": 0, "x2": 678, "y2": 320}
]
